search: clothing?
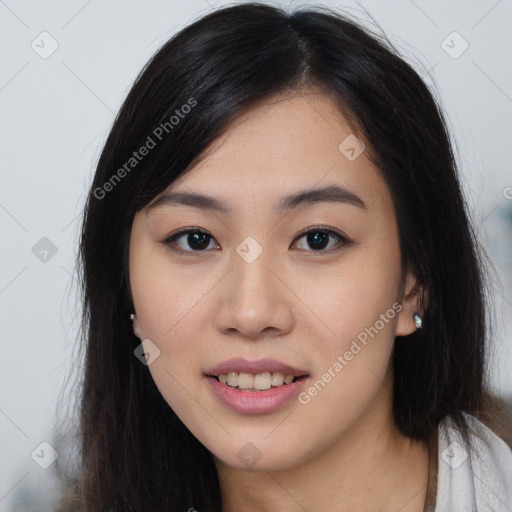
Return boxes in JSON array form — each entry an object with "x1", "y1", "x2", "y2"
[{"x1": 434, "y1": 412, "x2": 512, "y2": 511}]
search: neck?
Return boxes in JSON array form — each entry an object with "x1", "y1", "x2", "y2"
[{"x1": 215, "y1": 377, "x2": 430, "y2": 512}]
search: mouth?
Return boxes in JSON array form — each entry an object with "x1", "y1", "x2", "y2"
[
  {"x1": 204, "y1": 358, "x2": 310, "y2": 414},
  {"x1": 205, "y1": 372, "x2": 310, "y2": 414},
  {"x1": 208, "y1": 371, "x2": 309, "y2": 392}
]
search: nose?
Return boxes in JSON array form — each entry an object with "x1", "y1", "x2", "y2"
[{"x1": 212, "y1": 246, "x2": 295, "y2": 341}]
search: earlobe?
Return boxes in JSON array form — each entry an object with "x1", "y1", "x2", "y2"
[
  {"x1": 396, "y1": 271, "x2": 427, "y2": 336},
  {"x1": 131, "y1": 313, "x2": 142, "y2": 339}
]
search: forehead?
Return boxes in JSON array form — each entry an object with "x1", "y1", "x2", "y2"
[
  {"x1": 184, "y1": 91, "x2": 358, "y2": 182},
  {"x1": 149, "y1": 91, "x2": 393, "y2": 218}
]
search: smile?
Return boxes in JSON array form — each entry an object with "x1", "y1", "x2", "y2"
[
  {"x1": 216, "y1": 371, "x2": 305, "y2": 391},
  {"x1": 205, "y1": 373, "x2": 309, "y2": 414}
]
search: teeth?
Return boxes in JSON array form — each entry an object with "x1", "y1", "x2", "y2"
[
  {"x1": 216, "y1": 370, "x2": 300, "y2": 390},
  {"x1": 271, "y1": 372, "x2": 284, "y2": 386},
  {"x1": 254, "y1": 371, "x2": 272, "y2": 390},
  {"x1": 238, "y1": 372, "x2": 254, "y2": 389},
  {"x1": 227, "y1": 372, "x2": 238, "y2": 387}
]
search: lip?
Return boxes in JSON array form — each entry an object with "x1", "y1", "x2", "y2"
[
  {"x1": 205, "y1": 357, "x2": 309, "y2": 377},
  {"x1": 205, "y1": 374, "x2": 309, "y2": 414}
]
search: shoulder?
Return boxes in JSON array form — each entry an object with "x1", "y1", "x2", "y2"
[{"x1": 434, "y1": 411, "x2": 512, "y2": 511}]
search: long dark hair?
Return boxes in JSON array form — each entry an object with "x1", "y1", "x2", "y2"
[{"x1": 71, "y1": 3, "x2": 508, "y2": 510}]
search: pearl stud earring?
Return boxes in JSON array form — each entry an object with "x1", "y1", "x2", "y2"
[{"x1": 413, "y1": 312, "x2": 422, "y2": 329}]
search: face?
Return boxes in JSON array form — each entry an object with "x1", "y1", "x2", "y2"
[{"x1": 129, "y1": 90, "x2": 422, "y2": 472}]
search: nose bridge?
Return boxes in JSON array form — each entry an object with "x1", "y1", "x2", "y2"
[
  {"x1": 231, "y1": 236, "x2": 279, "y2": 309},
  {"x1": 213, "y1": 235, "x2": 294, "y2": 338}
]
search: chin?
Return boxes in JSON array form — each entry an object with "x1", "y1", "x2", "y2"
[{"x1": 209, "y1": 437, "x2": 312, "y2": 472}]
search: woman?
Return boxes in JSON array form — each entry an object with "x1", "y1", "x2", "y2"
[{"x1": 73, "y1": 3, "x2": 512, "y2": 510}]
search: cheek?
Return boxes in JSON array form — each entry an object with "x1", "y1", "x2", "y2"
[
  {"x1": 294, "y1": 265, "x2": 401, "y2": 442},
  {"x1": 297, "y1": 250, "x2": 402, "y2": 423},
  {"x1": 131, "y1": 268, "x2": 209, "y2": 423},
  {"x1": 130, "y1": 244, "x2": 214, "y2": 347},
  {"x1": 296, "y1": 245, "x2": 402, "y2": 358},
  {"x1": 129, "y1": 246, "x2": 216, "y2": 393}
]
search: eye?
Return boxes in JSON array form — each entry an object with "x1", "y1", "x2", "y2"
[
  {"x1": 292, "y1": 226, "x2": 351, "y2": 253},
  {"x1": 162, "y1": 226, "x2": 351, "y2": 255},
  {"x1": 162, "y1": 228, "x2": 219, "y2": 254}
]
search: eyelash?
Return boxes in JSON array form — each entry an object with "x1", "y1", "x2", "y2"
[{"x1": 161, "y1": 226, "x2": 352, "y2": 255}]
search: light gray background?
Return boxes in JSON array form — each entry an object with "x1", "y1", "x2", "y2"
[{"x1": 1, "y1": 1, "x2": 511, "y2": 510}]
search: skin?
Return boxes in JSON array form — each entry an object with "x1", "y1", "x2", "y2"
[{"x1": 129, "y1": 89, "x2": 430, "y2": 511}]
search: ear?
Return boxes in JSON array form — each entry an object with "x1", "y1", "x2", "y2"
[
  {"x1": 132, "y1": 315, "x2": 142, "y2": 340},
  {"x1": 396, "y1": 269, "x2": 428, "y2": 336}
]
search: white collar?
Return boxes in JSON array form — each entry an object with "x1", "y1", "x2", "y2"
[{"x1": 434, "y1": 412, "x2": 512, "y2": 511}]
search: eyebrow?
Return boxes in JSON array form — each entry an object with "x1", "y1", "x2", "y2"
[{"x1": 147, "y1": 184, "x2": 366, "y2": 214}]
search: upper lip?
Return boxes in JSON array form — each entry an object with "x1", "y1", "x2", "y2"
[{"x1": 205, "y1": 357, "x2": 309, "y2": 377}]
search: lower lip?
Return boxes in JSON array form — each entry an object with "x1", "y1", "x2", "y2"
[{"x1": 205, "y1": 375, "x2": 309, "y2": 414}]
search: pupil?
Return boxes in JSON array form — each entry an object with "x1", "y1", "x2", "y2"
[
  {"x1": 188, "y1": 232, "x2": 209, "y2": 250},
  {"x1": 307, "y1": 231, "x2": 328, "y2": 250}
]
